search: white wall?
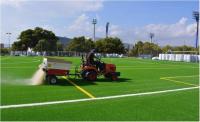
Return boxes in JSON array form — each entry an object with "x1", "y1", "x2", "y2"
[{"x1": 158, "y1": 54, "x2": 199, "y2": 62}]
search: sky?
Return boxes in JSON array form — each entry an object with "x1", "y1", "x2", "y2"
[{"x1": 0, "y1": 0, "x2": 199, "y2": 47}]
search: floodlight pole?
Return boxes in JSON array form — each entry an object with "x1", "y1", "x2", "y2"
[
  {"x1": 92, "y1": 19, "x2": 97, "y2": 41},
  {"x1": 6, "y1": 32, "x2": 12, "y2": 49},
  {"x1": 193, "y1": 11, "x2": 199, "y2": 48},
  {"x1": 106, "y1": 22, "x2": 109, "y2": 38},
  {"x1": 149, "y1": 33, "x2": 155, "y2": 57},
  {"x1": 57, "y1": 43, "x2": 59, "y2": 56},
  {"x1": 196, "y1": 22, "x2": 199, "y2": 48},
  {"x1": 149, "y1": 33, "x2": 154, "y2": 43}
]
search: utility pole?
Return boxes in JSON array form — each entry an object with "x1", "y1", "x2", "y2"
[
  {"x1": 106, "y1": 22, "x2": 109, "y2": 38},
  {"x1": 193, "y1": 11, "x2": 199, "y2": 48},
  {"x1": 92, "y1": 18, "x2": 97, "y2": 41},
  {"x1": 6, "y1": 32, "x2": 12, "y2": 49}
]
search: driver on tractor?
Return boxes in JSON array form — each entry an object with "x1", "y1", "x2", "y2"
[
  {"x1": 86, "y1": 49, "x2": 105, "y2": 72},
  {"x1": 81, "y1": 49, "x2": 120, "y2": 81}
]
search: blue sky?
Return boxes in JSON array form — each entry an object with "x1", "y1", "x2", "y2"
[
  {"x1": 0, "y1": 0, "x2": 199, "y2": 46},
  {"x1": 99, "y1": 1, "x2": 196, "y2": 25}
]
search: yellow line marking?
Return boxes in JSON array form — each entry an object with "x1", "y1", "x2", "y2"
[
  {"x1": 161, "y1": 75, "x2": 199, "y2": 79},
  {"x1": 160, "y1": 75, "x2": 199, "y2": 87},
  {"x1": 62, "y1": 76, "x2": 95, "y2": 98}
]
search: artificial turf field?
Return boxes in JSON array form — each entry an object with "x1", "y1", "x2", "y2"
[{"x1": 0, "y1": 56, "x2": 199, "y2": 121}]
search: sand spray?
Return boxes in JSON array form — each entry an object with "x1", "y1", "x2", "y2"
[{"x1": 31, "y1": 68, "x2": 45, "y2": 85}]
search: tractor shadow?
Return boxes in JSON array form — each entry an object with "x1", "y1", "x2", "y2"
[
  {"x1": 95, "y1": 78, "x2": 131, "y2": 83},
  {"x1": 48, "y1": 78, "x2": 96, "y2": 86},
  {"x1": 50, "y1": 77, "x2": 131, "y2": 86}
]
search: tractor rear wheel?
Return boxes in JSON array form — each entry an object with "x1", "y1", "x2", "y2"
[
  {"x1": 104, "y1": 73, "x2": 111, "y2": 79},
  {"x1": 86, "y1": 71, "x2": 97, "y2": 81}
]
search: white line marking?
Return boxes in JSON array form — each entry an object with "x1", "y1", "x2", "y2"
[
  {"x1": 0, "y1": 86, "x2": 199, "y2": 109},
  {"x1": 1, "y1": 67, "x2": 37, "y2": 69},
  {"x1": 1, "y1": 60, "x2": 40, "y2": 64}
]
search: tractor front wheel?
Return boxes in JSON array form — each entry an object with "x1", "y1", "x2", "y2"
[
  {"x1": 104, "y1": 73, "x2": 118, "y2": 81},
  {"x1": 111, "y1": 75, "x2": 118, "y2": 81}
]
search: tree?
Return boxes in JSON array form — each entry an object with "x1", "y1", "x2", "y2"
[
  {"x1": 95, "y1": 37, "x2": 125, "y2": 54},
  {"x1": 34, "y1": 39, "x2": 57, "y2": 51},
  {"x1": 131, "y1": 41, "x2": 144, "y2": 56},
  {"x1": 56, "y1": 41, "x2": 64, "y2": 51},
  {"x1": 131, "y1": 41, "x2": 161, "y2": 56},
  {"x1": 12, "y1": 27, "x2": 58, "y2": 51},
  {"x1": 84, "y1": 39, "x2": 95, "y2": 51},
  {"x1": 66, "y1": 36, "x2": 95, "y2": 52},
  {"x1": 95, "y1": 39, "x2": 104, "y2": 52},
  {"x1": 12, "y1": 41, "x2": 22, "y2": 51},
  {"x1": 162, "y1": 45, "x2": 173, "y2": 53},
  {"x1": 34, "y1": 39, "x2": 47, "y2": 51},
  {"x1": 0, "y1": 48, "x2": 10, "y2": 55}
]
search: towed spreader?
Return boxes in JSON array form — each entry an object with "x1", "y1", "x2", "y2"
[{"x1": 40, "y1": 58, "x2": 72, "y2": 84}]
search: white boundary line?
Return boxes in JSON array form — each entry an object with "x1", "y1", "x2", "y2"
[
  {"x1": 1, "y1": 60, "x2": 40, "y2": 64},
  {"x1": 0, "y1": 86, "x2": 199, "y2": 109}
]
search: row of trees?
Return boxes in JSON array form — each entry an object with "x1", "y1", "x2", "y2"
[
  {"x1": 11, "y1": 27, "x2": 125, "y2": 54},
  {"x1": 10, "y1": 27, "x2": 198, "y2": 56},
  {"x1": 66, "y1": 36, "x2": 125, "y2": 54},
  {"x1": 129, "y1": 41, "x2": 198, "y2": 56},
  {"x1": 161, "y1": 45, "x2": 198, "y2": 53}
]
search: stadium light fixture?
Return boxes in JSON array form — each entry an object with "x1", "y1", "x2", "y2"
[
  {"x1": 193, "y1": 11, "x2": 199, "y2": 48},
  {"x1": 92, "y1": 18, "x2": 97, "y2": 41}
]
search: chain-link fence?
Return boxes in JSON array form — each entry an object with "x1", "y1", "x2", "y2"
[{"x1": 8, "y1": 51, "x2": 125, "y2": 58}]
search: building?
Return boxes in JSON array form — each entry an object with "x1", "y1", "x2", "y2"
[{"x1": 0, "y1": 43, "x2": 4, "y2": 48}]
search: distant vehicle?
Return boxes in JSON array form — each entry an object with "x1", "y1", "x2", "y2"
[{"x1": 152, "y1": 57, "x2": 159, "y2": 60}]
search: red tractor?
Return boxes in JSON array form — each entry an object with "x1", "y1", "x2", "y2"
[
  {"x1": 80, "y1": 49, "x2": 120, "y2": 81},
  {"x1": 41, "y1": 49, "x2": 120, "y2": 84}
]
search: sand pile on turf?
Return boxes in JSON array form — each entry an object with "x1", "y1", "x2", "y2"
[{"x1": 31, "y1": 68, "x2": 45, "y2": 85}]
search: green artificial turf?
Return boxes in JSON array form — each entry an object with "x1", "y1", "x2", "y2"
[
  {"x1": 0, "y1": 56, "x2": 199, "y2": 121},
  {"x1": 1, "y1": 89, "x2": 199, "y2": 121}
]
